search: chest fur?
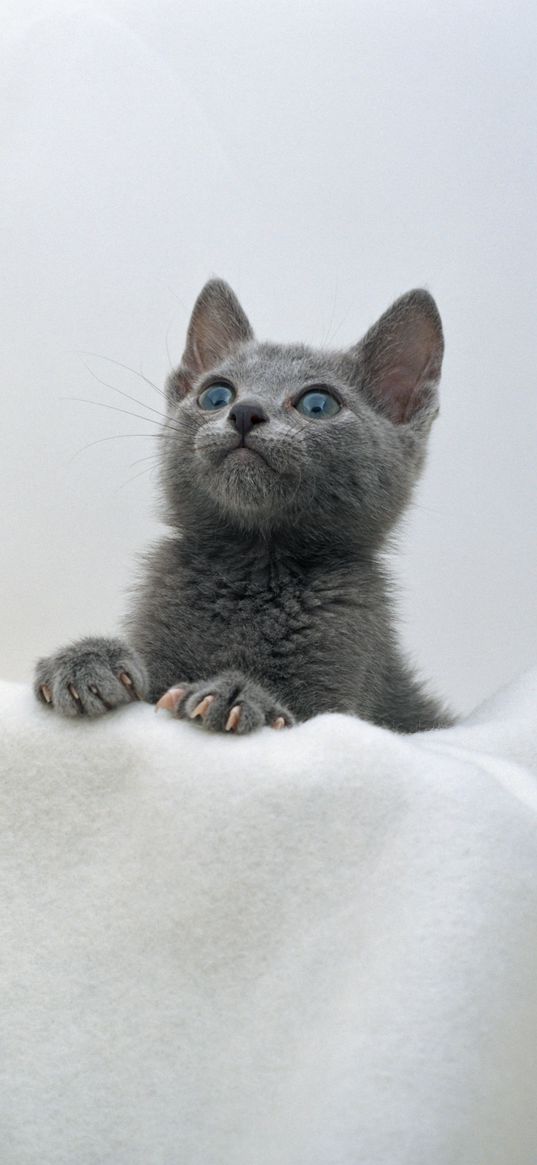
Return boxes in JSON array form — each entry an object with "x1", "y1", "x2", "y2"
[
  {"x1": 180, "y1": 561, "x2": 327, "y2": 670},
  {"x1": 131, "y1": 539, "x2": 383, "y2": 710}
]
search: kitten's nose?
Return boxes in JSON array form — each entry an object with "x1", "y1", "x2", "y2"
[{"x1": 229, "y1": 400, "x2": 268, "y2": 439}]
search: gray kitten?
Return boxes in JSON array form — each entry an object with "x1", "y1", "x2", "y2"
[{"x1": 35, "y1": 279, "x2": 453, "y2": 733}]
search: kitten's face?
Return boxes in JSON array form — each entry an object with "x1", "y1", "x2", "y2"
[{"x1": 162, "y1": 281, "x2": 444, "y2": 546}]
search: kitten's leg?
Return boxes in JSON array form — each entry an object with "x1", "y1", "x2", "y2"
[
  {"x1": 34, "y1": 636, "x2": 148, "y2": 717},
  {"x1": 155, "y1": 670, "x2": 294, "y2": 734}
]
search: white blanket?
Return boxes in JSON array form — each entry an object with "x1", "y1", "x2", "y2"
[{"x1": 0, "y1": 673, "x2": 536, "y2": 1165}]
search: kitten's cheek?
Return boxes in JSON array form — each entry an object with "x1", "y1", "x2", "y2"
[{"x1": 195, "y1": 443, "x2": 227, "y2": 469}]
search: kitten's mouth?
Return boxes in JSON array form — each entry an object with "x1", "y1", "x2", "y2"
[
  {"x1": 225, "y1": 441, "x2": 269, "y2": 467},
  {"x1": 228, "y1": 446, "x2": 260, "y2": 461},
  {"x1": 198, "y1": 433, "x2": 273, "y2": 473}
]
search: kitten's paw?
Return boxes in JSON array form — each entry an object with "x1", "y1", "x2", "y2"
[
  {"x1": 34, "y1": 636, "x2": 148, "y2": 718},
  {"x1": 155, "y1": 671, "x2": 294, "y2": 735}
]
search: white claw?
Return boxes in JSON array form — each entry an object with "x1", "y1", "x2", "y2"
[
  {"x1": 119, "y1": 671, "x2": 141, "y2": 700},
  {"x1": 190, "y1": 694, "x2": 215, "y2": 720},
  {"x1": 155, "y1": 686, "x2": 186, "y2": 713},
  {"x1": 225, "y1": 705, "x2": 242, "y2": 732}
]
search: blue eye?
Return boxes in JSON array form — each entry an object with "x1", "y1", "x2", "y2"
[
  {"x1": 198, "y1": 382, "x2": 235, "y2": 410},
  {"x1": 296, "y1": 389, "x2": 340, "y2": 419}
]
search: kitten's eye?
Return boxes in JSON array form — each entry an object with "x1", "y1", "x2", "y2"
[
  {"x1": 296, "y1": 389, "x2": 340, "y2": 419},
  {"x1": 198, "y1": 383, "x2": 235, "y2": 411}
]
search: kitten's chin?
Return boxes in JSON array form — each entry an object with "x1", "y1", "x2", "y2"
[
  {"x1": 225, "y1": 446, "x2": 267, "y2": 465},
  {"x1": 218, "y1": 449, "x2": 272, "y2": 491},
  {"x1": 197, "y1": 446, "x2": 284, "y2": 522}
]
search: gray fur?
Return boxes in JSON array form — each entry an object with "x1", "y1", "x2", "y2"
[{"x1": 35, "y1": 280, "x2": 454, "y2": 732}]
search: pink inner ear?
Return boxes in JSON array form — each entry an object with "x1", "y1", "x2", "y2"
[
  {"x1": 369, "y1": 313, "x2": 442, "y2": 423},
  {"x1": 180, "y1": 280, "x2": 254, "y2": 379},
  {"x1": 377, "y1": 357, "x2": 434, "y2": 423},
  {"x1": 357, "y1": 290, "x2": 444, "y2": 425}
]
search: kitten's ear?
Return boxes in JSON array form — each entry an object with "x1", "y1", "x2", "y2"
[
  {"x1": 169, "y1": 279, "x2": 254, "y2": 399},
  {"x1": 347, "y1": 290, "x2": 444, "y2": 424}
]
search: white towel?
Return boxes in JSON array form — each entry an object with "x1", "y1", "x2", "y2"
[{"x1": 0, "y1": 671, "x2": 536, "y2": 1165}]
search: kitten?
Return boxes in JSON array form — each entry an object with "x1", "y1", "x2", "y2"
[{"x1": 34, "y1": 279, "x2": 453, "y2": 734}]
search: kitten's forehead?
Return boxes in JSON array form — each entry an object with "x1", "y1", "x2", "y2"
[{"x1": 218, "y1": 341, "x2": 340, "y2": 399}]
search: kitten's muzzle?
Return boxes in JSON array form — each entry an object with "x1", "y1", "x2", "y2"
[{"x1": 228, "y1": 400, "x2": 269, "y2": 442}]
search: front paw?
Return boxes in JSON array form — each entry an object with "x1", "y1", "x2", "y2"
[
  {"x1": 34, "y1": 636, "x2": 148, "y2": 717},
  {"x1": 155, "y1": 670, "x2": 294, "y2": 735}
]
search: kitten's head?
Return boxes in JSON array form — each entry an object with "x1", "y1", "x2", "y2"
[{"x1": 162, "y1": 279, "x2": 444, "y2": 549}]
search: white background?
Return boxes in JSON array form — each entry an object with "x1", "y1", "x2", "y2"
[{"x1": 1, "y1": 0, "x2": 535, "y2": 715}]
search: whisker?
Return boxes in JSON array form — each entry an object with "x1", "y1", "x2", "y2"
[
  {"x1": 113, "y1": 465, "x2": 157, "y2": 497},
  {"x1": 60, "y1": 395, "x2": 182, "y2": 433},
  {"x1": 319, "y1": 278, "x2": 339, "y2": 348},
  {"x1": 67, "y1": 431, "x2": 175, "y2": 465},
  {"x1": 322, "y1": 300, "x2": 355, "y2": 347},
  {"x1": 410, "y1": 500, "x2": 446, "y2": 517},
  {"x1": 79, "y1": 360, "x2": 170, "y2": 421},
  {"x1": 78, "y1": 352, "x2": 167, "y2": 400},
  {"x1": 154, "y1": 279, "x2": 189, "y2": 313},
  {"x1": 164, "y1": 311, "x2": 177, "y2": 372},
  {"x1": 127, "y1": 452, "x2": 160, "y2": 470}
]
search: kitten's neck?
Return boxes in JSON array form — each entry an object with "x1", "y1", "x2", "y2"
[{"x1": 174, "y1": 515, "x2": 379, "y2": 577}]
